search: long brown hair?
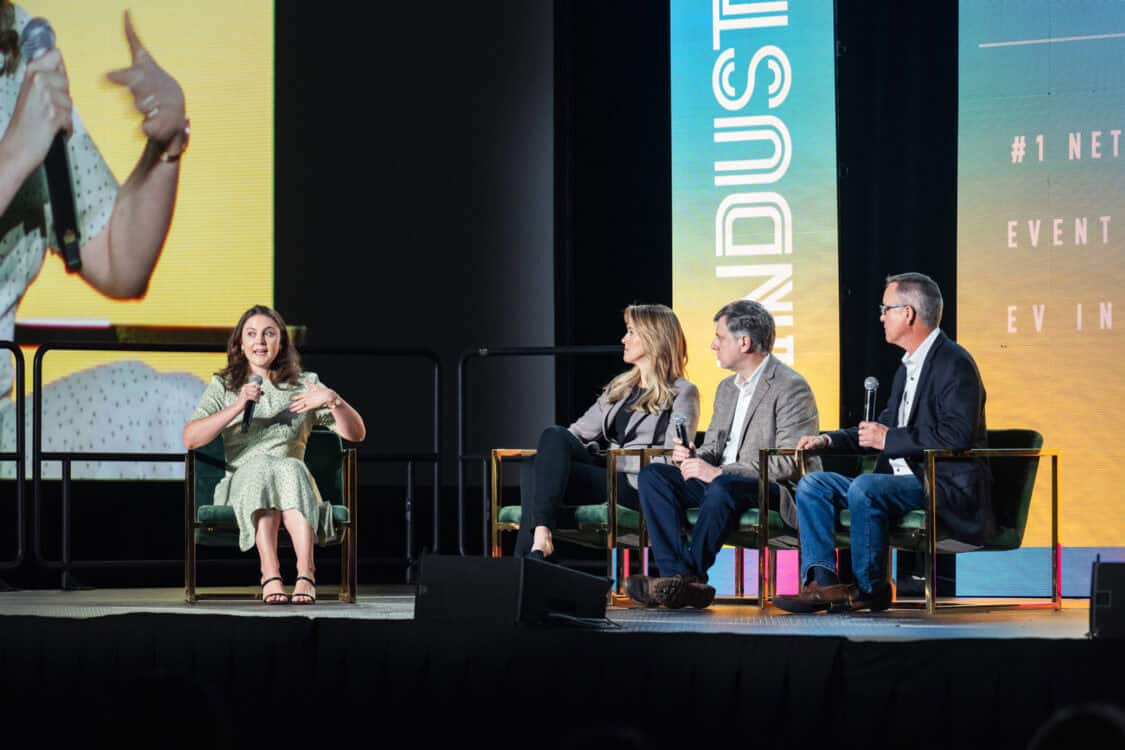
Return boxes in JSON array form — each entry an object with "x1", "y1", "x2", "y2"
[
  {"x1": 604, "y1": 304, "x2": 688, "y2": 414},
  {"x1": 0, "y1": 2, "x2": 19, "y2": 76},
  {"x1": 216, "y1": 305, "x2": 302, "y2": 391}
]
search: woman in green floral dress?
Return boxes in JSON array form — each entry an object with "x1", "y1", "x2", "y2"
[{"x1": 183, "y1": 306, "x2": 366, "y2": 604}]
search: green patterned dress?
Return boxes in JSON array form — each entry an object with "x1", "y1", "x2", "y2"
[{"x1": 190, "y1": 371, "x2": 339, "y2": 551}]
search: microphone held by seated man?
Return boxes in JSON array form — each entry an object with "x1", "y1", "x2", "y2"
[
  {"x1": 774, "y1": 272, "x2": 992, "y2": 614},
  {"x1": 625, "y1": 299, "x2": 822, "y2": 609}
]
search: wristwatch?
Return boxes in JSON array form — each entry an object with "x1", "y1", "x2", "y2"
[{"x1": 160, "y1": 118, "x2": 191, "y2": 163}]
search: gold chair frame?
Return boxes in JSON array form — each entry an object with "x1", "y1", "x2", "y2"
[
  {"x1": 759, "y1": 446, "x2": 1061, "y2": 614},
  {"x1": 184, "y1": 448, "x2": 359, "y2": 604},
  {"x1": 491, "y1": 446, "x2": 784, "y2": 607},
  {"x1": 490, "y1": 446, "x2": 667, "y2": 601}
]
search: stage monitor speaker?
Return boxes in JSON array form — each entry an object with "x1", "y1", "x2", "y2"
[
  {"x1": 415, "y1": 555, "x2": 611, "y2": 628},
  {"x1": 1090, "y1": 558, "x2": 1125, "y2": 639}
]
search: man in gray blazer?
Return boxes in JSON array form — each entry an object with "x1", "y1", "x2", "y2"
[{"x1": 626, "y1": 300, "x2": 820, "y2": 608}]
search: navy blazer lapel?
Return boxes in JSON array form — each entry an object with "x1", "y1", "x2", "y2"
[
  {"x1": 905, "y1": 332, "x2": 947, "y2": 426},
  {"x1": 881, "y1": 364, "x2": 907, "y2": 428}
]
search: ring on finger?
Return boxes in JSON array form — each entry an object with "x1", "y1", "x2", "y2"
[
  {"x1": 144, "y1": 106, "x2": 160, "y2": 120},
  {"x1": 139, "y1": 94, "x2": 157, "y2": 110}
]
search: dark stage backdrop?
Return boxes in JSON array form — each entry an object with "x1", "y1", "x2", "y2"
[{"x1": 274, "y1": 2, "x2": 556, "y2": 495}]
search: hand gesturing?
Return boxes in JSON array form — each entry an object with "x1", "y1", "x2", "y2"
[{"x1": 105, "y1": 11, "x2": 186, "y2": 146}]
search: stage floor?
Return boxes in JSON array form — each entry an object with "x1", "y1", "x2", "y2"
[{"x1": 0, "y1": 587, "x2": 1091, "y2": 640}]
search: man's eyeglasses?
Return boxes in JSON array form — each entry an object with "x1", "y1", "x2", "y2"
[{"x1": 879, "y1": 304, "x2": 909, "y2": 315}]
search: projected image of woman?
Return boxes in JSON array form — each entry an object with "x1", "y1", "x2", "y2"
[
  {"x1": 516, "y1": 304, "x2": 700, "y2": 562},
  {"x1": 0, "y1": 4, "x2": 198, "y2": 478},
  {"x1": 183, "y1": 306, "x2": 366, "y2": 605}
]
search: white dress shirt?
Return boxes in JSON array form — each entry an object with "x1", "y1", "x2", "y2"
[
  {"x1": 721, "y1": 355, "x2": 770, "y2": 466},
  {"x1": 888, "y1": 328, "x2": 942, "y2": 476}
]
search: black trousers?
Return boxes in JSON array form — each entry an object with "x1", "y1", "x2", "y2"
[{"x1": 513, "y1": 426, "x2": 638, "y2": 557}]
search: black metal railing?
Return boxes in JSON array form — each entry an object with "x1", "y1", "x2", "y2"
[
  {"x1": 299, "y1": 347, "x2": 442, "y2": 574},
  {"x1": 31, "y1": 342, "x2": 440, "y2": 587},
  {"x1": 457, "y1": 345, "x2": 622, "y2": 555},
  {"x1": 0, "y1": 343, "x2": 25, "y2": 572}
]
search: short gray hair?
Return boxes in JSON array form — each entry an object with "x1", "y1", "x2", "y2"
[
  {"x1": 886, "y1": 272, "x2": 943, "y2": 328},
  {"x1": 713, "y1": 299, "x2": 775, "y2": 353}
]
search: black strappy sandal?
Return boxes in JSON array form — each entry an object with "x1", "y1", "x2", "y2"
[
  {"x1": 260, "y1": 576, "x2": 290, "y2": 605},
  {"x1": 291, "y1": 575, "x2": 316, "y2": 605}
]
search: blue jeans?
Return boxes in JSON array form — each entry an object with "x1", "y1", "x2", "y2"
[
  {"x1": 795, "y1": 471, "x2": 925, "y2": 592},
  {"x1": 638, "y1": 463, "x2": 779, "y2": 581}
]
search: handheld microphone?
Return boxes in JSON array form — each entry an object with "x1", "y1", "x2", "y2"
[
  {"x1": 241, "y1": 374, "x2": 263, "y2": 433},
  {"x1": 863, "y1": 376, "x2": 879, "y2": 422},
  {"x1": 671, "y1": 413, "x2": 694, "y2": 457},
  {"x1": 20, "y1": 18, "x2": 81, "y2": 272}
]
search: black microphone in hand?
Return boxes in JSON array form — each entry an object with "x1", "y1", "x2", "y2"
[
  {"x1": 19, "y1": 18, "x2": 81, "y2": 272},
  {"x1": 241, "y1": 374, "x2": 263, "y2": 433},
  {"x1": 863, "y1": 376, "x2": 879, "y2": 422},
  {"x1": 671, "y1": 413, "x2": 694, "y2": 457}
]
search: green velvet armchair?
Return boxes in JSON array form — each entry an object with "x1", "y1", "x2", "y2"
[
  {"x1": 763, "y1": 428, "x2": 1058, "y2": 614},
  {"x1": 184, "y1": 428, "x2": 358, "y2": 603}
]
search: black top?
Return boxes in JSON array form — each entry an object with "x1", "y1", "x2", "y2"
[{"x1": 607, "y1": 387, "x2": 642, "y2": 445}]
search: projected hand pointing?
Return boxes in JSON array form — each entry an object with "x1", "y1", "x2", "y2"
[{"x1": 105, "y1": 11, "x2": 186, "y2": 149}]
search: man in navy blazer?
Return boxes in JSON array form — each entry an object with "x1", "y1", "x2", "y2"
[{"x1": 774, "y1": 272, "x2": 992, "y2": 613}]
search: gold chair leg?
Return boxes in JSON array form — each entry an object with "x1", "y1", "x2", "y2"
[
  {"x1": 1051, "y1": 454, "x2": 1061, "y2": 610},
  {"x1": 925, "y1": 452, "x2": 938, "y2": 615},
  {"x1": 734, "y1": 547, "x2": 744, "y2": 598},
  {"x1": 768, "y1": 548, "x2": 778, "y2": 599},
  {"x1": 184, "y1": 455, "x2": 197, "y2": 604},
  {"x1": 340, "y1": 449, "x2": 357, "y2": 603},
  {"x1": 490, "y1": 450, "x2": 503, "y2": 558}
]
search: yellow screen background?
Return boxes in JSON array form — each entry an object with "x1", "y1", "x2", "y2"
[{"x1": 16, "y1": 0, "x2": 273, "y2": 387}]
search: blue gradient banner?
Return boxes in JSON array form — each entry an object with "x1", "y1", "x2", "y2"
[{"x1": 671, "y1": 0, "x2": 840, "y2": 431}]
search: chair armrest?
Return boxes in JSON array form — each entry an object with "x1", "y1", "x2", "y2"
[
  {"x1": 490, "y1": 449, "x2": 537, "y2": 533},
  {"x1": 923, "y1": 448, "x2": 1057, "y2": 459},
  {"x1": 492, "y1": 448, "x2": 538, "y2": 461},
  {"x1": 920, "y1": 447, "x2": 1059, "y2": 533},
  {"x1": 606, "y1": 448, "x2": 673, "y2": 550},
  {"x1": 606, "y1": 446, "x2": 673, "y2": 474}
]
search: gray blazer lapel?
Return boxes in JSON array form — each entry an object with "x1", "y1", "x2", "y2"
[
  {"x1": 735, "y1": 357, "x2": 775, "y2": 447},
  {"x1": 714, "y1": 379, "x2": 739, "y2": 445},
  {"x1": 621, "y1": 408, "x2": 647, "y2": 443},
  {"x1": 601, "y1": 398, "x2": 626, "y2": 441}
]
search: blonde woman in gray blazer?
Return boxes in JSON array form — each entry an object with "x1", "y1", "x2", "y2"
[{"x1": 518, "y1": 304, "x2": 700, "y2": 561}]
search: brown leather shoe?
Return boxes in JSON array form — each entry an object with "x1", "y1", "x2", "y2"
[
  {"x1": 625, "y1": 575, "x2": 660, "y2": 607},
  {"x1": 626, "y1": 575, "x2": 716, "y2": 609},
  {"x1": 772, "y1": 582, "x2": 853, "y2": 613},
  {"x1": 831, "y1": 582, "x2": 893, "y2": 613},
  {"x1": 671, "y1": 580, "x2": 717, "y2": 609}
]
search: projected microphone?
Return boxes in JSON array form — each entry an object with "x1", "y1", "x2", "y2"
[
  {"x1": 20, "y1": 18, "x2": 81, "y2": 272},
  {"x1": 863, "y1": 376, "x2": 879, "y2": 422},
  {"x1": 241, "y1": 374, "x2": 263, "y2": 433},
  {"x1": 671, "y1": 413, "x2": 694, "y2": 457}
]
